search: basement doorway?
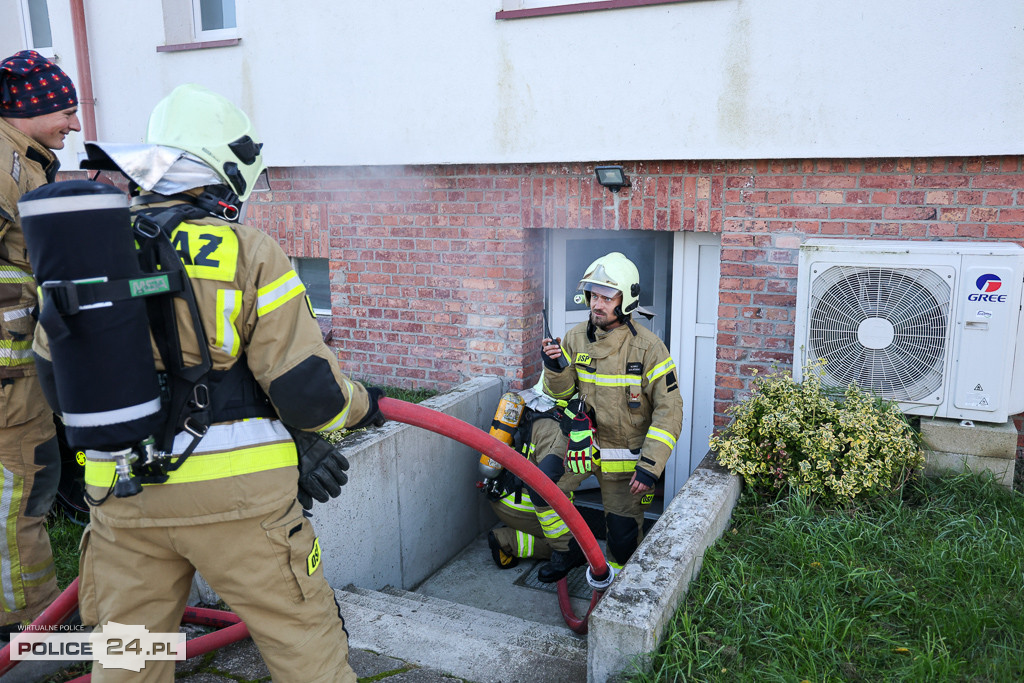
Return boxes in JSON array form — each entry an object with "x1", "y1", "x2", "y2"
[{"x1": 546, "y1": 229, "x2": 720, "y2": 504}]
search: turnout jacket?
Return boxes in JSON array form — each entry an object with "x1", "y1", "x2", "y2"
[
  {"x1": 542, "y1": 319, "x2": 683, "y2": 484},
  {"x1": 34, "y1": 198, "x2": 372, "y2": 527},
  {"x1": 0, "y1": 117, "x2": 57, "y2": 385}
]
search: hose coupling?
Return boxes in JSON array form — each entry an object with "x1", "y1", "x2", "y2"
[{"x1": 586, "y1": 563, "x2": 616, "y2": 590}]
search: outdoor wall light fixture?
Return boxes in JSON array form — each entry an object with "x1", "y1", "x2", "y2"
[{"x1": 595, "y1": 165, "x2": 631, "y2": 193}]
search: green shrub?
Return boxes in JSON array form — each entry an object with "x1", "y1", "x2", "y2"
[{"x1": 710, "y1": 363, "x2": 923, "y2": 503}]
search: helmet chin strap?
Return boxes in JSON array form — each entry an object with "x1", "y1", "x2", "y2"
[{"x1": 193, "y1": 186, "x2": 242, "y2": 222}]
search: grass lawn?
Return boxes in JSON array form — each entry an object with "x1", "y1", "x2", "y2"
[{"x1": 631, "y1": 473, "x2": 1024, "y2": 682}]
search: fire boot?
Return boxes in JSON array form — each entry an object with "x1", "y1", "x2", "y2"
[
  {"x1": 488, "y1": 530, "x2": 519, "y2": 569},
  {"x1": 537, "y1": 538, "x2": 585, "y2": 583}
]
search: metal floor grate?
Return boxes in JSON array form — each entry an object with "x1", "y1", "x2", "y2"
[{"x1": 513, "y1": 561, "x2": 593, "y2": 600}]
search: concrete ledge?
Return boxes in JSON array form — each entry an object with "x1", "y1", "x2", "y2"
[
  {"x1": 924, "y1": 451, "x2": 1016, "y2": 489},
  {"x1": 313, "y1": 376, "x2": 502, "y2": 589},
  {"x1": 921, "y1": 417, "x2": 1018, "y2": 491},
  {"x1": 587, "y1": 452, "x2": 741, "y2": 682},
  {"x1": 921, "y1": 417, "x2": 1018, "y2": 459}
]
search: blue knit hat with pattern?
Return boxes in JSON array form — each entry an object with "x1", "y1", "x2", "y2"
[{"x1": 0, "y1": 50, "x2": 77, "y2": 118}]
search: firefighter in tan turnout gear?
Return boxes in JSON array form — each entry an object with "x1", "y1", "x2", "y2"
[
  {"x1": 479, "y1": 389, "x2": 556, "y2": 568},
  {"x1": 30, "y1": 84, "x2": 380, "y2": 682},
  {"x1": 0, "y1": 50, "x2": 80, "y2": 632},
  {"x1": 528, "y1": 252, "x2": 683, "y2": 582}
]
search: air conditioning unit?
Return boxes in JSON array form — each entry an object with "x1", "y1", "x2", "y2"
[{"x1": 794, "y1": 239, "x2": 1024, "y2": 423}]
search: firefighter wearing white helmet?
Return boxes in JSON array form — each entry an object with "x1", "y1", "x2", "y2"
[
  {"x1": 32, "y1": 84, "x2": 381, "y2": 683},
  {"x1": 527, "y1": 252, "x2": 683, "y2": 582}
]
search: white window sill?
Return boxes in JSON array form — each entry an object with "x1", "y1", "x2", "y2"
[
  {"x1": 157, "y1": 37, "x2": 240, "y2": 53},
  {"x1": 497, "y1": 0, "x2": 697, "y2": 20}
]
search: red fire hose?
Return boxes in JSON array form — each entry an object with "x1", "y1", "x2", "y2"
[
  {"x1": 557, "y1": 577, "x2": 604, "y2": 634},
  {"x1": 377, "y1": 398, "x2": 610, "y2": 584},
  {"x1": 0, "y1": 577, "x2": 81, "y2": 675},
  {"x1": 0, "y1": 397, "x2": 608, "y2": 677},
  {"x1": 378, "y1": 398, "x2": 612, "y2": 633}
]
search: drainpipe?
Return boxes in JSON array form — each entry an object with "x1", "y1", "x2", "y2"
[{"x1": 69, "y1": 0, "x2": 97, "y2": 141}]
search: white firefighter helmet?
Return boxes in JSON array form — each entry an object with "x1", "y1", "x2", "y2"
[
  {"x1": 146, "y1": 83, "x2": 267, "y2": 202},
  {"x1": 577, "y1": 252, "x2": 641, "y2": 315}
]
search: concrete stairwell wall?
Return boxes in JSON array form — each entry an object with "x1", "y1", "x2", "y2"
[{"x1": 312, "y1": 376, "x2": 503, "y2": 590}]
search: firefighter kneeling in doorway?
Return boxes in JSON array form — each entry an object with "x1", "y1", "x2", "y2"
[
  {"x1": 479, "y1": 387, "x2": 562, "y2": 568},
  {"x1": 28, "y1": 84, "x2": 381, "y2": 683},
  {"x1": 527, "y1": 253, "x2": 683, "y2": 583}
]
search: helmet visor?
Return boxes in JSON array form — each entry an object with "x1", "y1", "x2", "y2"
[{"x1": 581, "y1": 282, "x2": 620, "y2": 299}]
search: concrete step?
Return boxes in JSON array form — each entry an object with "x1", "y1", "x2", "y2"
[{"x1": 335, "y1": 584, "x2": 587, "y2": 683}]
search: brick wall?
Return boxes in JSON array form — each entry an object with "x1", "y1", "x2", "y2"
[
  {"x1": 58, "y1": 158, "x2": 1024, "y2": 478},
  {"x1": 246, "y1": 158, "x2": 1024, "y2": 473}
]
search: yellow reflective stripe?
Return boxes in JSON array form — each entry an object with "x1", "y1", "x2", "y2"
[
  {"x1": 608, "y1": 560, "x2": 625, "y2": 571},
  {"x1": 320, "y1": 379, "x2": 355, "y2": 432},
  {"x1": 646, "y1": 358, "x2": 676, "y2": 383},
  {"x1": 575, "y1": 369, "x2": 642, "y2": 387},
  {"x1": 545, "y1": 384, "x2": 574, "y2": 399},
  {"x1": 0, "y1": 267, "x2": 32, "y2": 283},
  {"x1": 257, "y1": 271, "x2": 305, "y2": 317},
  {"x1": 516, "y1": 530, "x2": 535, "y2": 557},
  {"x1": 215, "y1": 288, "x2": 242, "y2": 357},
  {"x1": 0, "y1": 340, "x2": 34, "y2": 366},
  {"x1": 84, "y1": 442, "x2": 297, "y2": 487},
  {"x1": 647, "y1": 426, "x2": 677, "y2": 450},
  {"x1": 537, "y1": 509, "x2": 569, "y2": 539},
  {"x1": 543, "y1": 370, "x2": 575, "y2": 398},
  {"x1": 21, "y1": 558, "x2": 55, "y2": 587},
  {"x1": 499, "y1": 495, "x2": 534, "y2": 514},
  {"x1": 0, "y1": 466, "x2": 27, "y2": 611},
  {"x1": 600, "y1": 460, "x2": 636, "y2": 473}
]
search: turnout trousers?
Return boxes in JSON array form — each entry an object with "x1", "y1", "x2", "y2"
[
  {"x1": 0, "y1": 377, "x2": 60, "y2": 625},
  {"x1": 528, "y1": 418, "x2": 652, "y2": 567},
  {"x1": 490, "y1": 491, "x2": 552, "y2": 561},
  {"x1": 79, "y1": 499, "x2": 356, "y2": 683}
]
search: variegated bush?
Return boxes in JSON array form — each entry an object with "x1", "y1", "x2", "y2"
[{"x1": 710, "y1": 363, "x2": 923, "y2": 503}]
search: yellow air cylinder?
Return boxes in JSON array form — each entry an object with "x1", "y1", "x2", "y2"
[{"x1": 479, "y1": 392, "x2": 525, "y2": 479}]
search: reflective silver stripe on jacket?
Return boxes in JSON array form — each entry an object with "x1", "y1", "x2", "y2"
[
  {"x1": 597, "y1": 447, "x2": 640, "y2": 461},
  {"x1": 85, "y1": 418, "x2": 291, "y2": 460}
]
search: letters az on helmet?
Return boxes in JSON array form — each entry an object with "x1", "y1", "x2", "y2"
[
  {"x1": 146, "y1": 83, "x2": 266, "y2": 202},
  {"x1": 577, "y1": 252, "x2": 641, "y2": 316}
]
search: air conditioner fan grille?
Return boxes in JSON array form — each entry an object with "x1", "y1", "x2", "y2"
[{"x1": 807, "y1": 266, "x2": 951, "y2": 402}]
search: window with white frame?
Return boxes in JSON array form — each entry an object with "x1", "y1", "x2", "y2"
[
  {"x1": 192, "y1": 0, "x2": 237, "y2": 41},
  {"x1": 20, "y1": 0, "x2": 53, "y2": 52},
  {"x1": 292, "y1": 257, "x2": 332, "y2": 317}
]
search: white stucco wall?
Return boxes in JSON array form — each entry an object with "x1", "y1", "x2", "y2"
[{"x1": 3, "y1": 0, "x2": 1023, "y2": 168}]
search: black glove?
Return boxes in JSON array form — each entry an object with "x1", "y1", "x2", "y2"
[
  {"x1": 288, "y1": 426, "x2": 350, "y2": 509},
  {"x1": 348, "y1": 385, "x2": 386, "y2": 430},
  {"x1": 541, "y1": 346, "x2": 569, "y2": 372},
  {"x1": 632, "y1": 466, "x2": 658, "y2": 489}
]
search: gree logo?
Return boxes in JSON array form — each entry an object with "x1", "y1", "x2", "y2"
[
  {"x1": 969, "y1": 274, "x2": 1007, "y2": 302},
  {"x1": 976, "y1": 274, "x2": 1002, "y2": 293}
]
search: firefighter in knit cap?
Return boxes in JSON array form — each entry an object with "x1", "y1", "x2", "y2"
[{"x1": 0, "y1": 50, "x2": 79, "y2": 632}]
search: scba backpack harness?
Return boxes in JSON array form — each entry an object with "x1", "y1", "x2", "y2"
[{"x1": 20, "y1": 179, "x2": 283, "y2": 502}]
